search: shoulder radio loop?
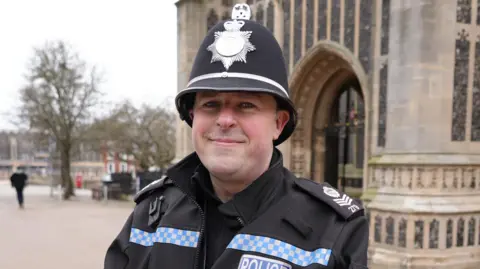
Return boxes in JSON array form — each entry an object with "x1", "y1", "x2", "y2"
[{"x1": 133, "y1": 175, "x2": 173, "y2": 204}]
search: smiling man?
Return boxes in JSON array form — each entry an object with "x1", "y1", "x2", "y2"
[
  {"x1": 104, "y1": 4, "x2": 369, "y2": 269},
  {"x1": 191, "y1": 90, "x2": 289, "y2": 202}
]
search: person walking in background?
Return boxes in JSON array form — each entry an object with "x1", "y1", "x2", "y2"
[{"x1": 10, "y1": 168, "x2": 28, "y2": 209}]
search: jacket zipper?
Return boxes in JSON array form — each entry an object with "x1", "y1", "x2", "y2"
[
  {"x1": 237, "y1": 216, "x2": 245, "y2": 227},
  {"x1": 171, "y1": 180, "x2": 205, "y2": 269}
]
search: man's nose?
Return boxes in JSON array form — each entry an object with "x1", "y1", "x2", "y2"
[{"x1": 216, "y1": 108, "x2": 236, "y2": 129}]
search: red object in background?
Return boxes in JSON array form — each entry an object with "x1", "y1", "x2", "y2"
[{"x1": 75, "y1": 174, "x2": 83, "y2": 188}]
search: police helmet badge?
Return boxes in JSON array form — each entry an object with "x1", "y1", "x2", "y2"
[{"x1": 207, "y1": 4, "x2": 255, "y2": 71}]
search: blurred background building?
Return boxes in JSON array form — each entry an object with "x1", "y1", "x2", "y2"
[
  {"x1": 174, "y1": 0, "x2": 480, "y2": 268},
  {"x1": 0, "y1": 131, "x2": 135, "y2": 183}
]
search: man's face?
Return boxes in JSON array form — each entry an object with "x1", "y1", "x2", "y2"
[{"x1": 191, "y1": 91, "x2": 290, "y2": 180}]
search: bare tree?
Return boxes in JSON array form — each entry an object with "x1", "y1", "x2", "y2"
[
  {"x1": 17, "y1": 40, "x2": 103, "y2": 199},
  {"x1": 88, "y1": 99, "x2": 176, "y2": 171}
]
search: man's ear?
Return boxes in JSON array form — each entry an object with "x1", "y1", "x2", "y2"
[
  {"x1": 273, "y1": 110, "x2": 290, "y2": 140},
  {"x1": 189, "y1": 110, "x2": 194, "y2": 120}
]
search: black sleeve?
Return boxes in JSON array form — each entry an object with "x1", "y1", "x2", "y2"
[
  {"x1": 336, "y1": 216, "x2": 369, "y2": 269},
  {"x1": 104, "y1": 212, "x2": 134, "y2": 269}
]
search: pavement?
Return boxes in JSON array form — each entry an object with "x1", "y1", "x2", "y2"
[{"x1": 0, "y1": 180, "x2": 134, "y2": 269}]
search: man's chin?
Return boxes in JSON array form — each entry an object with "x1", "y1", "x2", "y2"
[
  {"x1": 204, "y1": 160, "x2": 242, "y2": 176},
  {"x1": 207, "y1": 144, "x2": 244, "y2": 155}
]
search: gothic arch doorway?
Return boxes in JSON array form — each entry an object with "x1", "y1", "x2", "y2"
[
  {"x1": 287, "y1": 40, "x2": 370, "y2": 197},
  {"x1": 313, "y1": 78, "x2": 364, "y2": 196}
]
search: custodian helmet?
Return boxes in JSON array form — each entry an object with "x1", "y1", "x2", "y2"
[{"x1": 175, "y1": 3, "x2": 297, "y2": 145}]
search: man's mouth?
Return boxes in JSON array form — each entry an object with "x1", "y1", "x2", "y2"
[{"x1": 209, "y1": 138, "x2": 244, "y2": 144}]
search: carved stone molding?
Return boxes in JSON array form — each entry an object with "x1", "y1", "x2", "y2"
[
  {"x1": 368, "y1": 165, "x2": 480, "y2": 194},
  {"x1": 366, "y1": 159, "x2": 480, "y2": 269}
]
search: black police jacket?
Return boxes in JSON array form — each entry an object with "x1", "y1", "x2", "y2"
[{"x1": 104, "y1": 152, "x2": 369, "y2": 269}]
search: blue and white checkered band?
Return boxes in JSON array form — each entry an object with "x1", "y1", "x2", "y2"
[
  {"x1": 129, "y1": 227, "x2": 199, "y2": 248},
  {"x1": 227, "y1": 234, "x2": 332, "y2": 267}
]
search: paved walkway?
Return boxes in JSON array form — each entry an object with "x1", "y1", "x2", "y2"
[{"x1": 0, "y1": 181, "x2": 134, "y2": 269}]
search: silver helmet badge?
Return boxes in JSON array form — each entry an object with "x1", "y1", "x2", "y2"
[{"x1": 207, "y1": 4, "x2": 256, "y2": 71}]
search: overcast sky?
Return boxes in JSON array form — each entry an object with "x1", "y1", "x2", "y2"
[{"x1": 0, "y1": 0, "x2": 178, "y2": 130}]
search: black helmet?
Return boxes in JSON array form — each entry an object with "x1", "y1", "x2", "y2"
[{"x1": 175, "y1": 3, "x2": 297, "y2": 145}]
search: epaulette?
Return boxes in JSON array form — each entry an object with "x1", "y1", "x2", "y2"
[
  {"x1": 133, "y1": 176, "x2": 173, "y2": 204},
  {"x1": 294, "y1": 178, "x2": 364, "y2": 220}
]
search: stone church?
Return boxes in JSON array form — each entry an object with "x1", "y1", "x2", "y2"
[{"x1": 174, "y1": 0, "x2": 480, "y2": 268}]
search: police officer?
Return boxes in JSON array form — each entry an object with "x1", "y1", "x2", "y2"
[{"x1": 104, "y1": 3, "x2": 369, "y2": 269}]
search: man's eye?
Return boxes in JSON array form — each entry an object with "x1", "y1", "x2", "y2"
[
  {"x1": 239, "y1": 102, "x2": 255, "y2": 109},
  {"x1": 202, "y1": 101, "x2": 219, "y2": 108}
]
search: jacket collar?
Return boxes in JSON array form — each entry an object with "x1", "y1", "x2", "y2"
[
  {"x1": 166, "y1": 148, "x2": 287, "y2": 224},
  {"x1": 166, "y1": 151, "x2": 200, "y2": 196}
]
